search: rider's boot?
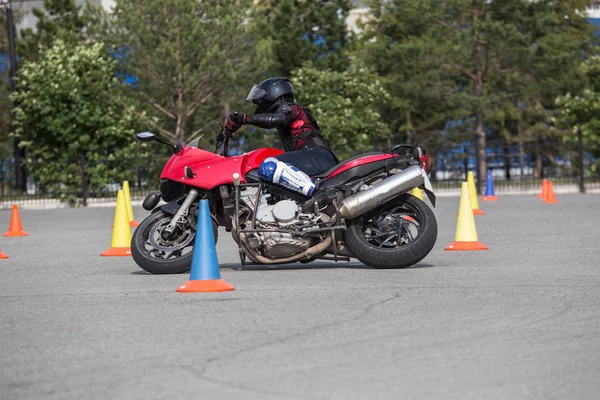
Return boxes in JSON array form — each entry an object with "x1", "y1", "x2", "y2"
[{"x1": 258, "y1": 157, "x2": 316, "y2": 196}]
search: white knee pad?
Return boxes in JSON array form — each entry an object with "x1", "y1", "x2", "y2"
[{"x1": 258, "y1": 157, "x2": 316, "y2": 196}]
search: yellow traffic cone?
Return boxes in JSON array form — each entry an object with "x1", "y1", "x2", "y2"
[
  {"x1": 445, "y1": 182, "x2": 488, "y2": 251},
  {"x1": 411, "y1": 187, "x2": 424, "y2": 200},
  {"x1": 123, "y1": 181, "x2": 140, "y2": 227},
  {"x1": 101, "y1": 190, "x2": 132, "y2": 256},
  {"x1": 467, "y1": 171, "x2": 485, "y2": 215}
]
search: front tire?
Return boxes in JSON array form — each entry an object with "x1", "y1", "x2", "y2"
[
  {"x1": 345, "y1": 194, "x2": 437, "y2": 269},
  {"x1": 131, "y1": 209, "x2": 218, "y2": 274}
]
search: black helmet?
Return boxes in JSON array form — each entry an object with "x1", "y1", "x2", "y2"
[{"x1": 246, "y1": 77, "x2": 295, "y2": 114}]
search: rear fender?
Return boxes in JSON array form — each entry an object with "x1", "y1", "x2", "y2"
[{"x1": 419, "y1": 173, "x2": 436, "y2": 207}]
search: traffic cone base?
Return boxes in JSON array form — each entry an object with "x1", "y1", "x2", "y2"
[
  {"x1": 445, "y1": 241, "x2": 488, "y2": 251},
  {"x1": 177, "y1": 279, "x2": 235, "y2": 293},
  {"x1": 177, "y1": 199, "x2": 234, "y2": 293},
  {"x1": 4, "y1": 205, "x2": 28, "y2": 237},
  {"x1": 3, "y1": 230, "x2": 28, "y2": 237},
  {"x1": 457, "y1": 209, "x2": 485, "y2": 216},
  {"x1": 543, "y1": 198, "x2": 559, "y2": 204},
  {"x1": 101, "y1": 247, "x2": 132, "y2": 257},
  {"x1": 0, "y1": 250, "x2": 8, "y2": 259},
  {"x1": 112, "y1": 220, "x2": 139, "y2": 228},
  {"x1": 481, "y1": 195, "x2": 499, "y2": 202}
]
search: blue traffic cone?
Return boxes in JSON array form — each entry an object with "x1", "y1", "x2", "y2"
[
  {"x1": 481, "y1": 170, "x2": 498, "y2": 201},
  {"x1": 177, "y1": 200, "x2": 234, "y2": 293}
]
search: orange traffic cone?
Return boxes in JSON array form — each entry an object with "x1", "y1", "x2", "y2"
[
  {"x1": 537, "y1": 179, "x2": 548, "y2": 199},
  {"x1": 445, "y1": 182, "x2": 488, "y2": 251},
  {"x1": 0, "y1": 249, "x2": 8, "y2": 259},
  {"x1": 101, "y1": 190, "x2": 132, "y2": 256},
  {"x1": 3, "y1": 205, "x2": 28, "y2": 237},
  {"x1": 543, "y1": 180, "x2": 559, "y2": 204}
]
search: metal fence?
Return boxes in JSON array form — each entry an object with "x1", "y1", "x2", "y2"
[
  {"x1": 0, "y1": 157, "x2": 598, "y2": 210},
  {"x1": 0, "y1": 156, "x2": 169, "y2": 210}
]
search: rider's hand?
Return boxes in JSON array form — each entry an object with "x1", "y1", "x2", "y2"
[{"x1": 225, "y1": 111, "x2": 247, "y2": 132}]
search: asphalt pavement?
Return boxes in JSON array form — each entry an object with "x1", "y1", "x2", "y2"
[{"x1": 1, "y1": 194, "x2": 599, "y2": 400}]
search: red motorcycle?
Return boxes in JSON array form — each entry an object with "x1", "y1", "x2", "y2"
[{"x1": 131, "y1": 125, "x2": 437, "y2": 274}]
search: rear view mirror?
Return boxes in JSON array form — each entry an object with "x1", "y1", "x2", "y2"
[{"x1": 136, "y1": 132, "x2": 156, "y2": 142}]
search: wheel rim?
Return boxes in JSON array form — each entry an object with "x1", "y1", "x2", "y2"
[{"x1": 358, "y1": 203, "x2": 422, "y2": 249}]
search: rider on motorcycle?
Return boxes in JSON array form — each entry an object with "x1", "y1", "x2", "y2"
[{"x1": 224, "y1": 77, "x2": 338, "y2": 197}]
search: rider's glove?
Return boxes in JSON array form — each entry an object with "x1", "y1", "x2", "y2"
[{"x1": 225, "y1": 111, "x2": 247, "y2": 132}]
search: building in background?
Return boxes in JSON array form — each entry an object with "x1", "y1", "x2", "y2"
[{"x1": 12, "y1": 0, "x2": 111, "y2": 33}]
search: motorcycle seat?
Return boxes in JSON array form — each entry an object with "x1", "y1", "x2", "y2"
[{"x1": 312, "y1": 152, "x2": 390, "y2": 179}]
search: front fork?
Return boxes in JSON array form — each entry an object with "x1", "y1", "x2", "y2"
[{"x1": 164, "y1": 189, "x2": 199, "y2": 235}]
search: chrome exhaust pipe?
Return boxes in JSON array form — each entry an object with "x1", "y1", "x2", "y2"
[{"x1": 339, "y1": 165, "x2": 429, "y2": 220}]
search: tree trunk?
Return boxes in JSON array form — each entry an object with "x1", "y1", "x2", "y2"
[
  {"x1": 429, "y1": 149, "x2": 438, "y2": 182},
  {"x1": 472, "y1": 3, "x2": 486, "y2": 195},
  {"x1": 533, "y1": 141, "x2": 543, "y2": 178},
  {"x1": 502, "y1": 136, "x2": 511, "y2": 180},
  {"x1": 517, "y1": 119, "x2": 525, "y2": 178},
  {"x1": 223, "y1": 102, "x2": 230, "y2": 121},
  {"x1": 463, "y1": 147, "x2": 469, "y2": 180},
  {"x1": 79, "y1": 152, "x2": 88, "y2": 207},
  {"x1": 474, "y1": 107, "x2": 486, "y2": 194},
  {"x1": 175, "y1": 89, "x2": 185, "y2": 145}
]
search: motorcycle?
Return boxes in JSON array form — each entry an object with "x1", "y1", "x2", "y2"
[{"x1": 131, "y1": 123, "x2": 438, "y2": 274}]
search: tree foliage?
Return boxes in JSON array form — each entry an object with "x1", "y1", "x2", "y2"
[
  {"x1": 363, "y1": 0, "x2": 595, "y2": 187},
  {"x1": 92, "y1": 0, "x2": 271, "y2": 145},
  {"x1": 11, "y1": 41, "x2": 140, "y2": 204},
  {"x1": 556, "y1": 55, "x2": 600, "y2": 172},
  {"x1": 255, "y1": 0, "x2": 352, "y2": 77}
]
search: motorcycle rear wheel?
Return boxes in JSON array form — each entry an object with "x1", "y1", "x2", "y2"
[
  {"x1": 344, "y1": 194, "x2": 437, "y2": 269},
  {"x1": 131, "y1": 209, "x2": 218, "y2": 274}
]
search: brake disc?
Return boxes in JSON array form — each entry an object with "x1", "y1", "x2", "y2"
[{"x1": 148, "y1": 217, "x2": 195, "y2": 253}]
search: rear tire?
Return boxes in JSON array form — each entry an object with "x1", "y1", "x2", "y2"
[
  {"x1": 131, "y1": 209, "x2": 218, "y2": 274},
  {"x1": 344, "y1": 194, "x2": 437, "y2": 269}
]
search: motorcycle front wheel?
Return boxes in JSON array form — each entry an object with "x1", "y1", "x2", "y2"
[
  {"x1": 131, "y1": 209, "x2": 218, "y2": 274},
  {"x1": 344, "y1": 194, "x2": 437, "y2": 269}
]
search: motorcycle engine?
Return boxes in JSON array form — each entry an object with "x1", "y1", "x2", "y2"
[{"x1": 240, "y1": 191, "x2": 327, "y2": 259}]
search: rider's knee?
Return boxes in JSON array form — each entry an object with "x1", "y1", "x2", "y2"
[
  {"x1": 258, "y1": 157, "x2": 279, "y2": 182},
  {"x1": 258, "y1": 157, "x2": 315, "y2": 197}
]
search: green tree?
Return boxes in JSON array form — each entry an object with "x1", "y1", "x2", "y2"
[
  {"x1": 362, "y1": 0, "x2": 471, "y2": 180},
  {"x1": 363, "y1": 0, "x2": 594, "y2": 187},
  {"x1": 555, "y1": 55, "x2": 600, "y2": 174},
  {"x1": 256, "y1": 0, "x2": 352, "y2": 76},
  {"x1": 291, "y1": 63, "x2": 390, "y2": 159},
  {"x1": 93, "y1": 0, "x2": 271, "y2": 145},
  {"x1": 11, "y1": 40, "x2": 140, "y2": 205},
  {"x1": 486, "y1": 0, "x2": 593, "y2": 178}
]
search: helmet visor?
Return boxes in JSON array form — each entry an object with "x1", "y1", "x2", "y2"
[{"x1": 245, "y1": 85, "x2": 267, "y2": 104}]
